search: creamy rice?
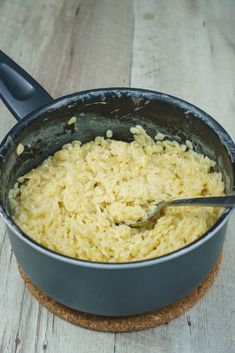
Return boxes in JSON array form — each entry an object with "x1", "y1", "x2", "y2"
[{"x1": 9, "y1": 126, "x2": 224, "y2": 262}]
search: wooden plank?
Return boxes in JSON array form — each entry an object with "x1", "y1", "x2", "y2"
[
  {"x1": 0, "y1": 0, "x2": 133, "y2": 352},
  {"x1": 115, "y1": 1, "x2": 235, "y2": 352},
  {"x1": 1, "y1": 0, "x2": 235, "y2": 352},
  {"x1": 131, "y1": 0, "x2": 235, "y2": 140}
]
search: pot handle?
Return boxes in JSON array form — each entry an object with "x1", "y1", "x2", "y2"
[{"x1": 0, "y1": 50, "x2": 53, "y2": 121}]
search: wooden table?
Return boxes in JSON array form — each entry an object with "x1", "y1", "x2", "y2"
[{"x1": 0, "y1": 1, "x2": 235, "y2": 352}]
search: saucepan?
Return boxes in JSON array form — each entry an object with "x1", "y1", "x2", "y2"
[{"x1": 0, "y1": 50, "x2": 234, "y2": 316}]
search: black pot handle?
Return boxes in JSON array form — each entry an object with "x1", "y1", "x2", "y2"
[{"x1": 0, "y1": 50, "x2": 53, "y2": 121}]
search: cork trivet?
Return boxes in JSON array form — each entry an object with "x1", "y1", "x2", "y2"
[{"x1": 18, "y1": 254, "x2": 222, "y2": 332}]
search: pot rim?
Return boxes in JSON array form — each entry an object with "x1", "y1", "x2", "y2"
[{"x1": 0, "y1": 87, "x2": 234, "y2": 269}]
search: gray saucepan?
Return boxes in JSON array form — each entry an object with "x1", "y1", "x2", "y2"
[{"x1": 0, "y1": 50, "x2": 235, "y2": 316}]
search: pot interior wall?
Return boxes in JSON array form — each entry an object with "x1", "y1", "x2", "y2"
[{"x1": 0, "y1": 91, "x2": 234, "y2": 215}]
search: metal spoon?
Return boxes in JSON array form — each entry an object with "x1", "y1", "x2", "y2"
[{"x1": 129, "y1": 195, "x2": 235, "y2": 227}]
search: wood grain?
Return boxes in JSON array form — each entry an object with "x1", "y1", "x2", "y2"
[{"x1": 0, "y1": 0, "x2": 235, "y2": 352}]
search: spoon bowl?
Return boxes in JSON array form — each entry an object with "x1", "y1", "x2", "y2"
[{"x1": 129, "y1": 195, "x2": 235, "y2": 227}]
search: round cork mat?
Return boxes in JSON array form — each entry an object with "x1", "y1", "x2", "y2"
[{"x1": 18, "y1": 254, "x2": 222, "y2": 332}]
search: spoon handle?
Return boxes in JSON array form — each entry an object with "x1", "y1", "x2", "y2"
[{"x1": 170, "y1": 196, "x2": 235, "y2": 208}]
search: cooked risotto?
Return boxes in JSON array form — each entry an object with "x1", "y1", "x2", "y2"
[{"x1": 9, "y1": 126, "x2": 224, "y2": 262}]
